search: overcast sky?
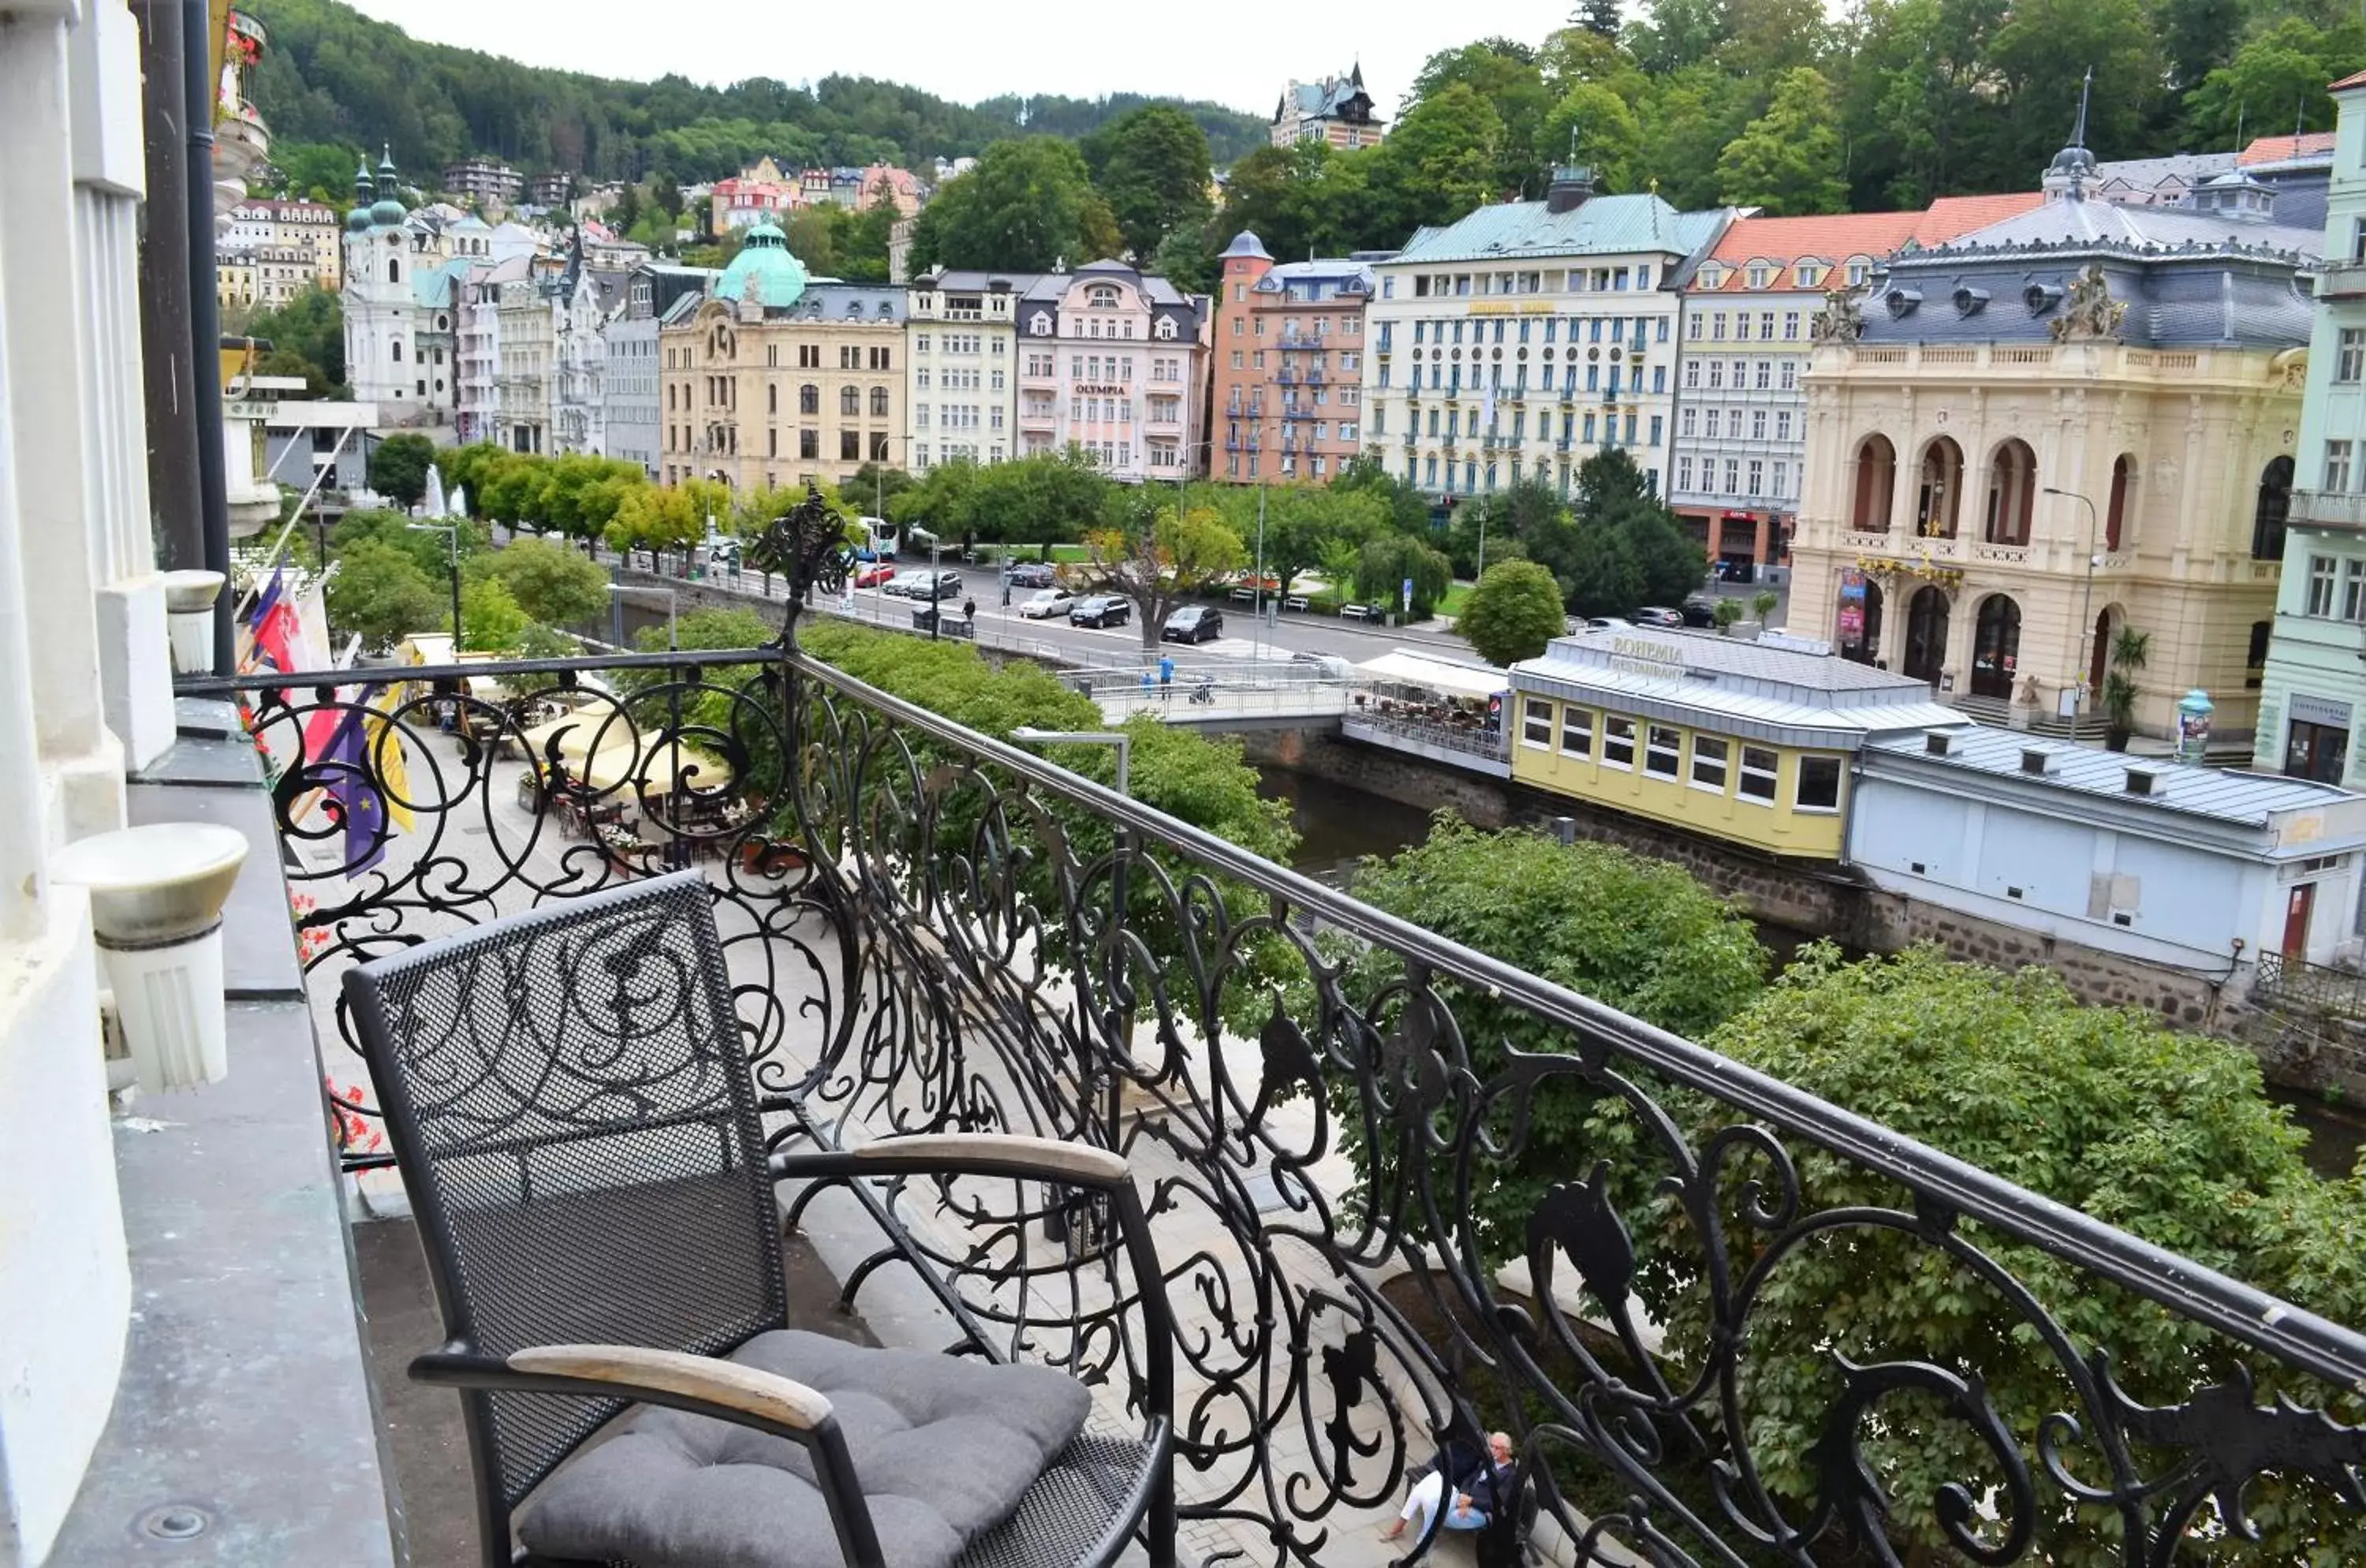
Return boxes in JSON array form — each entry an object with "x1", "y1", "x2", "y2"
[{"x1": 341, "y1": 0, "x2": 1588, "y2": 120}]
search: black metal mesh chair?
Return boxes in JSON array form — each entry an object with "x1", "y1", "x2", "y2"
[{"x1": 344, "y1": 872, "x2": 1177, "y2": 1568}]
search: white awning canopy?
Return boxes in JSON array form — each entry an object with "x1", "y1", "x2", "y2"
[{"x1": 1356, "y1": 650, "x2": 1508, "y2": 702}]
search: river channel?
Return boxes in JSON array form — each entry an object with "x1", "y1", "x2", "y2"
[{"x1": 1255, "y1": 764, "x2": 2366, "y2": 1181}]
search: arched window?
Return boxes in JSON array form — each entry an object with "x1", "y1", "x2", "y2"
[
  {"x1": 2254, "y1": 455, "x2": 2294, "y2": 560},
  {"x1": 1916, "y1": 437, "x2": 1964, "y2": 538},
  {"x1": 870, "y1": 386, "x2": 890, "y2": 417},
  {"x1": 800, "y1": 384, "x2": 819, "y2": 416},
  {"x1": 1983, "y1": 439, "x2": 2037, "y2": 546},
  {"x1": 840, "y1": 385, "x2": 859, "y2": 416},
  {"x1": 388, "y1": 258, "x2": 401, "y2": 284},
  {"x1": 1850, "y1": 434, "x2": 1897, "y2": 533},
  {"x1": 391, "y1": 340, "x2": 403, "y2": 363},
  {"x1": 767, "y1": 384, "x2": 778, "y2": 415},
  {"x1": 2105, "y1": 455, "x2": 2133, "y2": 551},
  {"x1": 1971, "y1": 595, "x2": 2021, "y2": 700}
]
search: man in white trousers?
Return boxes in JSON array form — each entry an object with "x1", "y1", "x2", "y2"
[{"x1": 1379, "y1": 1430, "x2": 1517, "y2": 1544}]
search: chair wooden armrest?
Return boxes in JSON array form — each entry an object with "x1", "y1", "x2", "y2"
[{"x1": 411, "y1": 1341, "x2": 834, "y2": 1436}]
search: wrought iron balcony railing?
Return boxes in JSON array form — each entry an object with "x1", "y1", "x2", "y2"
[{"x1": 181, "y1": 503, "x2": 2366, "y2": 1566}]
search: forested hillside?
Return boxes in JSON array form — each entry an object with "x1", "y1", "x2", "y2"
[{"x1": 241, "y1": 0, "x2": 1269, "y2": 188}]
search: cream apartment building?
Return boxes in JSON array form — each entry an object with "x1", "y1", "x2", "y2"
[
  {"x1": 905, "y1": 268, "x2": 1050, "y2": 471},
  {"x1": 1361, "y1": 167, "x2": 1732, "y2": 506}
]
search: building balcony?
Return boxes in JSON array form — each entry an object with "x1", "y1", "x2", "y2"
[
  {"x1": 2316, "y1": 262, "x2": 2366, "y2": 301},
  {"x1": 1277, "y1": 368, "x2": 1301, "y2": 385},
  {"x1": 2291, "y1": 488, "x2": 2366, "y2": 532},
  {"x1": 68, "y1": 603, "x2": 2366, "y2": 1568}
]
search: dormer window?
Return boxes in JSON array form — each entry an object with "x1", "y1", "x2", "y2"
[
  {"x1": 1747, "y1": 263, "x2": 1772, "y2": 289},
  {"x1": 1029, "y1": 311, "x2": 1052, "y2": 334},
  {"x1": 1847, "y1": 260, "x2": 1872, "y2": 287},
  {"x1": 1088, "y1": 285, "x2": 1120, "y2": 307},
  {"x1": 1155, "y1": 316, "x2": 1177, "y2": 340},
  {"x1": 1795, "y1": 262, "x2": 1823, "y2": 289}
]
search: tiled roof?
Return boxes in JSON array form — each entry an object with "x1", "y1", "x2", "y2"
[
  {"x1": 1912, "y1": 194, "x2": 2317, "y2": 259},
  {"x1": 2334, "y1": 69, "x2": 2366, "y2": 92},
  {"x1": 1387, "y1": 194, "x2": 1730, "y2": 265},
  {"x1": 2089, "y1": 151, "x2": 2236, "y2": 194},
  {"x1": 2239, "y1": 132, "x2": 2337, "y2": 166},
  {"x1": 1692, "y1": 211, "x2": 1925, "y2": 287},
  {"x1": 1906, "y1": 192, "x2": 2046, "y2": 246}
]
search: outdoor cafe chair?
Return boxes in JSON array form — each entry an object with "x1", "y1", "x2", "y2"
[{"x1": 343, "y1": 871, "x2": 1178, "y2": 1568}]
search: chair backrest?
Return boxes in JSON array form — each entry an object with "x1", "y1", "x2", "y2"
[{"x1": 344, "y1": 872, "x2": 786, "y2": 1509}]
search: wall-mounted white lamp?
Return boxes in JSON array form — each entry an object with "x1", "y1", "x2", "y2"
[{"x1": 161, "y1": 569, "x2": 227, "y2": 675}]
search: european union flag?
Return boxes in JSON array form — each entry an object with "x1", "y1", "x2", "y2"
[{"x1": 317, "y1": 704, "x2": 390, "y2": 875}]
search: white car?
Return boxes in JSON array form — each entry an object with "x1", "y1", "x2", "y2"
[{"x1": 1017, "y1": 588, "x2": 1075, "y2": 620}]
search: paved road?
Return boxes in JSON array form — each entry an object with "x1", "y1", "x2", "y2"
[{"x1": 554, "y1": 531, "x2": 1788, "y2": 674}]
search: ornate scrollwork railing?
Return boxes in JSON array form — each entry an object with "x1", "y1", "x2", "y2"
[{"x1": 184, "y1": 513, "x2": 2366, "y2": 1564}]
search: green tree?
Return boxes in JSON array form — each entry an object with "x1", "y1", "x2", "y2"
[
  {"x1": 323, "y1": 539, "x2": 443, "y2": 651},
  {"x1": 826, "y1": 189, "x2": 901, "y2": 283},
  {"x1": 1457, "y1": 559, "x2": 1569, "y2": 665},
  {"x1": 1563, "y1": 522, "x2": 1642, "y2": 616},
  {"x1": 237, "y1": 285, "x2": 345, "y2": 392},
  {"x1": 1368, "y1": 85, "x2": 1509, "y2": 239},
  {"x1": 365, "y1": 433, "x2": 438, "y2": 508},
  {"x1": 1210, "y1": 141, "x2": 1375, "y2": 267},
  {"x1": 907, "y1": 137, "x2": 1105, "y2": 272},
  {"x1": 1081, "y1": 498, "x2": 1245, "y2": 651},
  {"x1": 270, "y1": 140, "x2": 360, "y2": 200},
  {"x1": 1330, "y1": 454, "x2": 1433, "y2": 536},
  {"x1": 1232, "y1": 484, "x2": 1387, "y2": 599},
  {"x1": 1627, "y1": 507, "x2": 1707, "y2": 607},
  {"x1": 478, "y1": 536, "x2": 611, "y2": 629},
  {"x1": 1401, "y1": 41, "x2": 1554, "y2": 197},
  {"x1": 455, "y1": 574, "x2": 532, "y2": 653},
  {"x1": 964, "y1": 448, "x2": 1110, "y2": 555},
  {"x1": 2185, "y1": 17, "x2": 2365, "y2": 146},
  {"x1": 1575, "y1": 0, "x2": 1625, "y2": 39},
  {"x1": 1542, "y1": 82, "x2": 1646, "y2": 191},
  {"x1": 1715, "y1": 67, "x2": 1848, "y2": 214},
  {"x1": 1081, "y1": 104, "x2": 1215, "y2": 263},
  {"x1": 1353, "y1": 532, "x2": 1454, "y2": 619},
  {"x1": 1658, "y1": 945, "x2": 2366, "y2": 1562},
  {"x1": 1322, "y1": 818, "x2": 1768, "y2": 1260}
]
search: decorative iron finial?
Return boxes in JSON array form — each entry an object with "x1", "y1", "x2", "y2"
[
  {"x1": 2071, "y1": 67, "x2": 2092, "y2": 151},
  {"x1": 746, "y1": 483, "x2": 852, "y2": 646}
]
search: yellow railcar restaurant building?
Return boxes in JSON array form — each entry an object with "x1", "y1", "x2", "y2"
[{"x1": 1508, "y1": 626, "x2": 1965, "y2": 860}]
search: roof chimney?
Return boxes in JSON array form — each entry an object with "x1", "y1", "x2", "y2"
[
  {"x1": 1924, "y1": 730, "x2": 1953, "y2": 756},
  {"x1": 1546, "y1": 166, "x2": 1595, "y2": 216},
  {"x1": 2124, "y1": 767, "x2": 2162, "y2": 797},
  {"x1": 2019, "y1": 746, "x2": 2053, "y2": 776}
]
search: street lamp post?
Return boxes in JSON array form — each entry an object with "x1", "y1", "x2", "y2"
[
  {"x1": 1251, "y1": 481, "x2": 1267, "y2": 662},
  {"x1": 607, "y1": 581, "x2": 677, "y2": 650},
  {"x1": 406, "y1": 521, "x2": 462, "y2": 651},
  {"x1": 1010, "y1": 724, "x2": 1132, "y2": 1157},
  {"x1": 2043, "y1": 485, "x2": 2102, "y2": 746}
]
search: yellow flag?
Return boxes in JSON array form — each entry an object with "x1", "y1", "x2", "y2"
[{"x1": 366, "y1": 686, "x2": 415, "y2": 833}]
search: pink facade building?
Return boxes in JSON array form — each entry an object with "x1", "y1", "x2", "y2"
[{"x1": 1014, "y1": 262, "x2": 1211, "y2": 483}]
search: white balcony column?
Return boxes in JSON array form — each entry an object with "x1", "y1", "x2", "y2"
[
  {"x1": 0, "y1": 0, "x2": 126, "y2": 838},
  {"x1": 0, "y1": 10, "x2": 138, "y2": 1566},
  {"x1": 70, "y1": 0, "x2": 172, "y2": 772}
]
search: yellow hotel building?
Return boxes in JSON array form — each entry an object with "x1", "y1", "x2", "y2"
[{"x1": 1508, "y1": 626, "x2": 1962, "y2": 860}]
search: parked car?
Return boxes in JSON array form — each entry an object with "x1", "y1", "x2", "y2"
[
  {"x1": 1070, "y1": 595, "x2": 1131, "y2": 629},
  {"x1": 1580, "y1": 616, "x2": 1633, "y2": 632},
  {"x1": 886, "y1": 569, "x2": 963, "y2": 599},
  {"x1": 854, "y1": 562, "x2": 896, "y2": 589},
  {"x1": 1679, "y1": 595, "x2": 1719, "y2": 628},
  {"x1": 1633, "y1": 606, "x2": 1685, "y2": 629},
  {"x1": 1003, "y1": 562, "x2": 1058, "y2": 589},
  {"x1": 1017, "y1": 588, "x2": 1076, "y2": 620},
  {"x1": 1162, "y1": 605, "x2": 1224, "y2": 644}
]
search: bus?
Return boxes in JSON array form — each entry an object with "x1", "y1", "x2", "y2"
[{"x1": 854, "y1": 517, "x2": 899, "y2": 560}]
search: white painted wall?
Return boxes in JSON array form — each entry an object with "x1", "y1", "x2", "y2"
[
  {"x1": 1852, "y1": 772, "x2": 2358, "y2": 971},
  {"x1": 0, "y1": 3, "x2": 157, "y2": 1559}
]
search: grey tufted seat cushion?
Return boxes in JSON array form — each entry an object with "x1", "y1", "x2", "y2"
[{"x1": 520, "y1": 1329, "x2": 1093, "y2": 1568}]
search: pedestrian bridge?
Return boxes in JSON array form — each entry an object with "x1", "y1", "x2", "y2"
[{"x1": 1068, "y1": 660, "x2": 1355, "y2": 729}]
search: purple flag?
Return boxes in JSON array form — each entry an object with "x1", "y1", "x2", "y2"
[{"x1": 316, "y1": 704, "x2": 390, "y2": 875}]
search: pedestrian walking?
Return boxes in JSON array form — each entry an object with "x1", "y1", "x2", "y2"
[
  {"x1": 1002, "y1": 581, "x2": 1013, "y2": 608},
  {"x1": 963, "y1": 595, "x2": 976, "y2": 624},
  {"x1": 1159, "y1": 655, "x2": 1175, "y2": 700}
]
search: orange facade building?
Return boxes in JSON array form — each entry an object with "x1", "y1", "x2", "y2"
[{"x1": 1209, "y1": 231, "x2": 1373, "y2": 484}]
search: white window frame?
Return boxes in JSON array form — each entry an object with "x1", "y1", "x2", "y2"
[
  {"x1": 1601, "y1": 715, "x2": 1636, "y2": 769},
  {"x1": 1738, "y1": 745, "x2": 1779, "y2": 803},
  {"x1": 1795, "y1": 755, "x2": 1843, "y2": 813},
  {"x1": 1691, "y1": 734, "x2": 1730, "y2": 793},
  {"x1": 1645, "y1": 724, "x2": 1682, "y2": 778},
  {"x1": 1521, "y1": 696, "x2": 1554, "y2": 749},
  {"x1": 1559, "y1": 705, "x2": 1592, "y2": 758}
]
